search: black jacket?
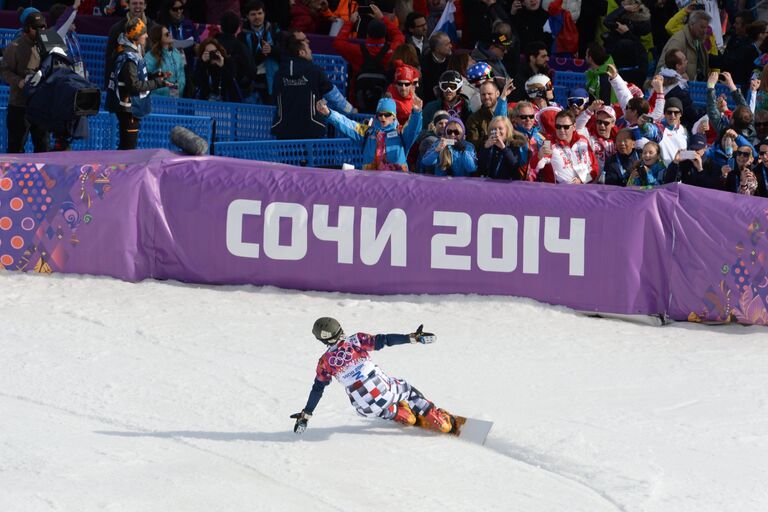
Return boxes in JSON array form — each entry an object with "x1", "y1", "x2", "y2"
[
  {"x1": 663, "y1": 159, "x2": 727, "y2": 190},
  {"x1": 193, "y1": 59, "x2": 242, "y2": 102},
  {"x1": 271, "y1": 56, "x2": 334, "y2": 139},
  {"x1": 605, "y1": 151, "x2": 640, "y2": 186},
  {"x1": 477, "y1": 144, "x2": 522, "y2": 180}
]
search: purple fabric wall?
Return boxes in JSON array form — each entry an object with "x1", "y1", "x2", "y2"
[{"x1": 1, "y1": 149, "x2": 767, "y2": 325}]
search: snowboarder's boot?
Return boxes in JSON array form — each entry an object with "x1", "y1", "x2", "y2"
[
  {"x1": 391, "y1": 400, "x2": 417, "y2": 426},
  {"x1": 418, "y1": 405, "x2": 454, "y2": 433}
]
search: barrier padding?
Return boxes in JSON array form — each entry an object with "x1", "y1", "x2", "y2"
[
  {"x1": 0, "y1": 109, "x2": 213, "y2": 153},
  {"x1": 215, "y1": 138, "x2": 364, "y2": 168}
]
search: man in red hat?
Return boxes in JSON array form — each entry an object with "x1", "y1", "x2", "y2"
[{"x1": 387, "y1": 61, "x2": 422, "y2": 126}]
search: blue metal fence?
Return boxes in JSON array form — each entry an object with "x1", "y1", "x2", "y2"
[
  {"x1": 0, "y1": 108, "x2": 213, "y2": 153},
  {"x1": 215, "y1": 138, "x2": 364, "y2": 168}
]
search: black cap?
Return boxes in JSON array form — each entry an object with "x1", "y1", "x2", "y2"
[
  {"x1": 26, "y1": 12, "x2": 47, "y2": 29},
  {"x1": 688, "y1": 134, "x2": 708, "y2": 150}
]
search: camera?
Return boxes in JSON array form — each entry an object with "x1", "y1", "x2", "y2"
[
  {"x1": 358, "y1": 5, "x2": 373, "y2": 15},
  {"x1": 490, "y1": 128, "x2": 498, "y2": 137},
  {"x1": 209, "y1": 50, "x2": 221, "y2": 59}
]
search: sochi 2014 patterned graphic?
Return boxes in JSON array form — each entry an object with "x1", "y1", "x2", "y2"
[{"x1": 0, "y1": 160, "x2": 125, "y2": 272}]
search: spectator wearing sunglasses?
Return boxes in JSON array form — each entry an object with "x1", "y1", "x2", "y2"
[
  {"x1": 477, "y1": 115, "x2": 528, "y2": 180},
  {"x1": 156, "y1": 0, "x2": 199, "y2": 82},
  {"x1": 575, "y1": 101, "x2": 618, "y2": 182},
  {"x1": 656, "y1": 97, "x2": 689, "y2": 166},
  {"x1": 386, "y1": 61, "x2": 421, "y2": 126},
  {"x1": 422, "y1": 70, "x2": 469, "y2": 126},
  {"x1": 317, "y1": 97, "x2": 423, "y2": 171},
  {"x1": 511, "y1": 101, "x2": 545, "y2": 178},
  {"x1": 746, "y1": 139, "x2": 768, "y2": 197},
  {"x1": 532, "y1": 109, "x2": 599, "y2": 184},
  {"x1": 411, "y1": 110, "x2": 451, "y2": 174},
  {"x1": 420, "y1": 117, "x2": 477, "y2": 177},
  {"x1": 724, "y1": 145, "x2": 767, "y2": 196}
]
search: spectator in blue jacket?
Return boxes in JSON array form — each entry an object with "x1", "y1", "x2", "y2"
[
  {"x1": 145, "y1": 24, "x2": 186, "y2": 97},
  {"x1": 317, "y1": 96, "x2": 424, "y2": 172},
  {"x1": 420, "y1": 116, "x2": 477, "y2": 177},
  {"x1": 157, "y1": 0, "x2": 200, "y2": 97}
]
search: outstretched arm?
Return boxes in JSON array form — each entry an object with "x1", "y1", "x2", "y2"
[
  {"x1": 291, "y1": 377, "x2": 330, "y2": 434},
  {"x1": 373, "y1": 325, "x2": 437, "y2": 350}
]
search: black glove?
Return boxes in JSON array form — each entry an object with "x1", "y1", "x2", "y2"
[
  {"x1": 453, "y1": 140, "x2": 466, "y2": 151},
  {"x1": 290, "y1": 410, "x2": 311, "y2": 434},
  {"x1": 409, "y1": 324, "x2": 436, "y2": 344}
]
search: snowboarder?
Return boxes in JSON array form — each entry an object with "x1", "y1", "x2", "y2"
[{"x1": 290, "y1": 317, "x2": 455, "y2": 435}]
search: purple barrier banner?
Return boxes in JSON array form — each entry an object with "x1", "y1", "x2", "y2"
[{"x1": 1, "y1": 149, "x2": 767, "y2": 325}]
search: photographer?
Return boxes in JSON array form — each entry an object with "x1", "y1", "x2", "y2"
[
  {"x1": 476, "y1": 116, "x2": 528, "y2": 180},
  {"x1": 0, "y1": 8, "x2": 50, "y2": 153},
  {"x1": 193, "y1": 38, "x2": 242, "y2": 102},
  {"x1": 725, "y1": 144, "x2": 767, "y2": 196},
  {"x1": 420, "y1": 117, "x2": 477, "y2": 177},
  {"x1": 106, "y1": 17, "x2": 171, "y2": 150},
  {"x1": 663, "y1": 134, "x2": 727, "y2": 190}
]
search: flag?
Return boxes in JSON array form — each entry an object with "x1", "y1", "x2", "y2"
[{"x1": 430, "y1": 0, "x2": 459, "y2": 43}]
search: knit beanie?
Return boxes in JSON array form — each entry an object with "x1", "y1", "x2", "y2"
[{"x1": 376, "y1": 97, "x2": 397, "y2": 116}]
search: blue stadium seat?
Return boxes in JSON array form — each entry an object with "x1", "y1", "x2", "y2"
[
  {"x1": 313, "y1": 54, "x2": 348, "y2": 96},
  {"x1": 216, "y1": 138, "x2": 364, "y2": 168},
  {"x1": 553, "y1": 71, "x2": 585, "y2": 93}
]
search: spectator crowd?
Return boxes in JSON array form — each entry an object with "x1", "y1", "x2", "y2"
[{"x1": 1, "y1": 0, "x2": 768, "y2": 197}]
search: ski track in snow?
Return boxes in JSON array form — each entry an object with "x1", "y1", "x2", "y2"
[
  {"x1": 3, "y1": 272, "x2": 768, "y2": 511},
  {"x1": 0, "y1": 391, "x2": 347, "y2": 511}
]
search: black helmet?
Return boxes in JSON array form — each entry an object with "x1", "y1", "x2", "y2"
[{"x1": 312, "y1": 317, "x2": 344, "y2": 345}]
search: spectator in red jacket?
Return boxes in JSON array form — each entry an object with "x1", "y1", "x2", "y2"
[
  {"x1": 333, "y1": 5, "x2": 404, "y2": 75},
  {"x1": 290, "y1": 0, "x2": 333, "y2": 34}
]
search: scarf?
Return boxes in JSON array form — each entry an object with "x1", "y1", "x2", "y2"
[{"x1": 386, "y1": 83, "x2": 413, "y2": 126}]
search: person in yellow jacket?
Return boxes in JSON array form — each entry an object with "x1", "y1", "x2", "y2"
[
  {"x1": 664, "y1": 2, "x2": 720, "y2": 58},
  {"x1": 656, "y1": 9, "x2": 712, "y2": 81}
]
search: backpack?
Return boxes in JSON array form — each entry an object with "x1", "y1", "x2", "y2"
[
  {"x1": 24, "y1": 30, "x2": 100, "y2": 139},
  {"x1": 355, "y1": 42, "x2": 389, "y2": 114}
]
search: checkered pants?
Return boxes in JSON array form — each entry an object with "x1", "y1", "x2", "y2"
[{"x1": 346, "y1": 370, "x2": 432, "y2": 419}]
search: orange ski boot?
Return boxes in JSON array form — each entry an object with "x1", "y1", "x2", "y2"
[
  {"x1": 419, "y1": 405, "x2": 454, "y2": 433},
  {"x1": 391, "y1": 401, "x2": 417, "y2": 426}
]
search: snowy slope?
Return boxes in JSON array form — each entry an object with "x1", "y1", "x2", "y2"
[{"x1": 1, "y1": 272, "x2": 767, "y2": 512}]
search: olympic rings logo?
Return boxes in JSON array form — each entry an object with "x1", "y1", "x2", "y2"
[{"x1": 328, "y1": 348, "x2": 353, "y2": 367}]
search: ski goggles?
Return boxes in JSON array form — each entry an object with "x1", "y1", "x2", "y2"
[
  {"x1": 526, "y1": 87, "x2": 548, "y2": 99},
  {"x1": 567, "y1": 97, "x2": 588, "y2": 108},
  {"x1": 439, "y1": 81, "x2": 461, "y2": 92}
]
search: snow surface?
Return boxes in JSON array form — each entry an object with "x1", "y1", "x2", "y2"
[{"x1": 1, "y1": 271, "x2": 767, "y2": 512}]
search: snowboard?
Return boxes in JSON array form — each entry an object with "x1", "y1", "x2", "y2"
[{"x1": 415, "y1": 414, "x2": 493, "y2": 445}]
